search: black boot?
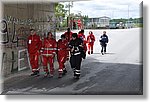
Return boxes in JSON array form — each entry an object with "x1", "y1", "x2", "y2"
[
  {"x1": 62, "y1": 69, "x2": 67, "y2": 75},
  {"x1": 44, "y1": 72, "x2": 49, "y2": 77},
  {"x1": 74, "y1": 75, "x2": 80, "y2": 79},
  {"x1": 35, "y1": 71, "x2": 40, "y2": 76},
  {"x1": 58, "y1": 73, "x2": 62, "y2": 78},
  {"x1": 30, "y1": 71, "x2": 40, "y2": 76},
  {"x1": 30, "y1": 72, "x2": 37, "y2": 76}
]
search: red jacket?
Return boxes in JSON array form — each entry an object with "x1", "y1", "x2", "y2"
[
  {"x1": 27, "y1": 34, "x2": 42, "y2": 54},
  {"x1": 78, "y1": 33, "x2": 87, "y2": 51},
  {"x1": 78, "y1": 33, "x2": 86, "y2": 41},
  {"x1": 42, "y1": 38, "x2": 57, "y2": 55},
  {"x1": 77, "y1": 19, "x2": 81, "y2": 26},
  {"x1": 87, "y1": 34, "x2": 95, "y2": 43},
  {"x1": 64, "y1": 31, "x2": 73, "y2": 42},
  {"x1": 57, "y1": 39, "x2": 68, "y2": 56}
]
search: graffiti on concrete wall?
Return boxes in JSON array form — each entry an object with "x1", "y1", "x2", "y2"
[
  {"x1": 0, "y1": 19, "x2": 9, "y2": 44},
  {"x1": 0, "y1": 18, "x2": 31, "y2": 76},
  {"x1": 1, "y1": 14, "x2": 57, "y2": 76},
  {"x1": 4, "y1": 16, "x2": 33, "y2": 25}
]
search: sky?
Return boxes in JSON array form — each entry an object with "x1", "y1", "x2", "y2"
[{"x1": 61, "y1": 0, "x2": 143, "y2": 19}]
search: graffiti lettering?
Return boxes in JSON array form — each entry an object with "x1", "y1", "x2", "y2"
[
  {"x1": 0, "y1": 19, "x2": 9, "y2": 44},
  {"x1": 4, "y1": 15, "x2": 33, "y2": 25}
]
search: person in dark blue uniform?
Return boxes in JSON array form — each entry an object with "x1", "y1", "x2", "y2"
[
  {"x1": 99, "y1": 31, "x2": 109, "y2": 55},
  {"x1": 69, "y1": 33, "x2": 84, "y2": 79}
]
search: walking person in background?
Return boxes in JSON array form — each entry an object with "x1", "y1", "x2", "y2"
[
  {"x1": 99, "y1": 31, "x2": 109, "y2": 55},
  {"x1": 64, "y1": 28, "x2": 73, "y2": 60},
  {"x1": 41, "y1": 32, "x2": 57, "y2": 77},
  {"x1": 78, "y1": 29, "x2": 87, "y2": 59},
  {"x1": 57, "y1": 34, "x2": 69, "y2": 78},
  {"x1": 27, "y1": 29, "x2": 42, "y2": 76},
  {"x1": 77, "y1": 19, "x2": 82, "y2": 30},
  {"x1": 87, "y1": 31, "x2": 95, "y2": 55},
  {"x1": 64, "y1": 28, "x2": 73, "y2": 43}
]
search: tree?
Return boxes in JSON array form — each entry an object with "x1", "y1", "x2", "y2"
[
  {"x1": 55, "y1": 3, "x2": 67, "y2": 18},
  {"x1": 83, "y1": 15, "x2": 89, "y2": 26},
  {"x1": 54, "y1": 3, "x2": 68, "y2": 29}
]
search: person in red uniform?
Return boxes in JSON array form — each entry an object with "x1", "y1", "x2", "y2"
[
  {"x1": 57, "y1": 34, "x2": 69, "y2": 78},
  {"x1": 78, "y1": 29, "x2": 87, "y2": 59},
  {"x1": 77, "y1": 19, "x2": 82, "y2": 30},
  {"x1": 64, "y1": 28, "x2": 73, "y2": 42},
  {"x1": 41, "y1": 32, "x2": 57, "y2": 77},
  {"x1": 87, "y1": 31, "x2": 95, "y2": 54},
  {"x1": 64, "y1": 28, "x2": 73, "y2": 59},
  {"x1": 27, "y1": 29, "x2": 42, "y2": 76}
]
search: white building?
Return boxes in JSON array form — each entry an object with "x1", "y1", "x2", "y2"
[{"x1": 88, "y1": 16, "x2": 111, "y2": 28}]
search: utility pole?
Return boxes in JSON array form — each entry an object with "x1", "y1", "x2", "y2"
[
  {"x1": 69, "y1": 2, "x2": 71, "y2": 17},
  {"x1": 127, "y1": 5, "x2": 129, "y2": 29},
  {"x1": 66, "y1": 1, "x2": 73, "y2": 28}
]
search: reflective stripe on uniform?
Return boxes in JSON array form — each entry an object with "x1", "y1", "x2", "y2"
[
  {"x1": 75, "y1": 72, "x2": 80, "y2": 75},
  {"x1": 73, "y1": 52, "x2": 81, "y2": 55},
  {"x1": 75, "y1": 70, "x2": 80, "y2": 75},
  {"x1": 58, "y1": 69, "x2": 63, "y2": 72},
  {"x1": 75, "y1": 70, "x2": 80, "y2": 72},
  {"x1": 61, "y1": 57, "x2": 65, "y2": 62},
  {"x1": 58, "y1": 48, "x2": 66, "y2": 50},
  {"x1": 32, "y1": 69, "x2": 37, "y2": 71},
  {"x1": 32, "y1": 68, "x2": 40, "y2": 71},
  {"x1": 41, "y1": 54, "x2": 54, "y2": 56},
  {"x1": 44, "y1": 48, "x2": 57, "y2": 50}
]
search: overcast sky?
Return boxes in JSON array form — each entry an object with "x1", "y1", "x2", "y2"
[{"x1": 62, "y1": 0, "x2": 142, "y2": 19}]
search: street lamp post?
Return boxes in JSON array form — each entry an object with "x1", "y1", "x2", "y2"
[
  {"x1": 127, "y1": 5, "x2": 129, "y2": 29},
  {"x1": 66, "y1": 1, "x2": 73, "y2": 29}
]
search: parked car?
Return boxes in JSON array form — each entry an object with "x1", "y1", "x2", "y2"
[{"x1": 109, "y1": 22, "x2": 118, "y2": 29}]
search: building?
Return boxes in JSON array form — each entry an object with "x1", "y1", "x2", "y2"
[
  {"x1": 87, "y1": 16, "x2": 111, "y2": 28},
  {"x1": 125, "y1": 21, "x2": 134, "y2": 29}
]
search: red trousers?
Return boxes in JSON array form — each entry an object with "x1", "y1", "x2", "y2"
[
  {"x1": 42, "y1": 55, "x2": 54, "y2": 74},
  {"x1": 58, "y1": 53, "x2": 67, "y2": 73},
  {"x1": 88, "y1": 43, "x2": 94, "y2": 53},
  {"x1": 29, "y1": 52, "x2": 40, "y2": 72},
  {"x1": 78, "y1": 25, "x2": 82, "y2": 30}
]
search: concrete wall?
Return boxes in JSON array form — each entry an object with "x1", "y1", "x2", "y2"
[{"x1": 1, "y1": 3, "x2": 56, "y2": 77}]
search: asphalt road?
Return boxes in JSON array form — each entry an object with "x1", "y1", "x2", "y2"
[{"x1": 2, "y1": 28, "x2": 143, "y2": 95}]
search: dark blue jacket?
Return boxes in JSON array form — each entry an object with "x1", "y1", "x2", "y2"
[{"x1": 99, "y1": 34, "x2": 109, "y2": 43}]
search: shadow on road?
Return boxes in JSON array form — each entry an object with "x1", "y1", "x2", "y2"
[
  {"x1": 92, "y1": 52, "x2": 116, "y2": 55},
  {"x1": 2, "y1": 56, "x2": 143, "y2": 95}
]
